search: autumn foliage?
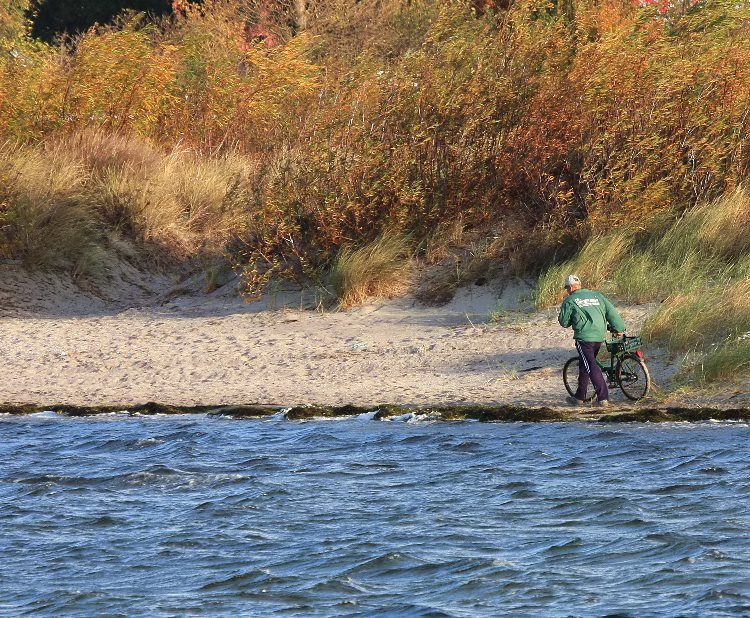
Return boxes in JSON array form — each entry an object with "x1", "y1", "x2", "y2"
[{"x1": 1, "y1": 0, "x2": 749, "y2": 296}]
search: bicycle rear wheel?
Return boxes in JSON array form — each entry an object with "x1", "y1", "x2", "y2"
[
  {"x1": 617, "y1": 353, "x2": 651, "y2": 400},
  {"x1": 563, "y1": 357, "x2": 596, "y2": 402}
]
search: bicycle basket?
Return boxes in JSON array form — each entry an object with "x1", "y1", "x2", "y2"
[{"x1": 606, "y1": 335, "x2": 642, "y2": 353}]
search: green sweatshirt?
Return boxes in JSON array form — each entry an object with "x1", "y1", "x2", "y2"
[{"x1": 558, "y1": 288, "x2": 626, "y2": 342}]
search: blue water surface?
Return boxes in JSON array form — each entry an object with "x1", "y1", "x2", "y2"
[{"x1": 1, "y1": 413, "x2": 749, "y2": 616}]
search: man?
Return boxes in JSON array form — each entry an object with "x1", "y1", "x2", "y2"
[{"x1": 558, "y1": 274, "x2": 626, "y2": 407}]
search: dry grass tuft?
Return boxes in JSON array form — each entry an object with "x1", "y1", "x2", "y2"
[
  {"x1": 328, "y1": 232, "x2": 414, "y2": 309},
  {"x1": 422, "y1": 216, "x2": 465, "y2": 265},
  {"x1": 48, "y1": 129, "x2": 164, "y2": 176},
  {"x1": 645, "y1": 276, "x2": 750, "y2": 384},
  {"x1": 536, "y1": 231, "x2": 634, "y2": 308},
  {"x1": 696, "y1": 186, "x2": 750, "y2": 260}
]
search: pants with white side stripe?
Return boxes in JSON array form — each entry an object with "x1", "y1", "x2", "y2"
[{"x1": 575, "y1": 340, "x2": 608, "y2": 402}]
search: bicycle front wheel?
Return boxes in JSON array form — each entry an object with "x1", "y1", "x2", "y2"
[
  {"x1": 617, "y1": 353, "x2": 651, "y2": 400},
  {"x1": 563, "y1": 357, "x2": 596, "y2": 402}
]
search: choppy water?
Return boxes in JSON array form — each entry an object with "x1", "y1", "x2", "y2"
[{"x1": 1, "y1": 413, "x2": 749, "y2": 616}]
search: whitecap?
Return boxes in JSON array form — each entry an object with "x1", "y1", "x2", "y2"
[
  {"x1": 389, "y1": 413, "x2": 414, "y2": 422},
  {"x1": 407, "y1": 412, "x2": 442, "y2": 423},
  {"x1": 135, "y1": 438, "x2": 165, "y2": 447}
]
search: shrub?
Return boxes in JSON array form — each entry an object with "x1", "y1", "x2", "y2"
[
  {"x1": 1, "y1": 0, "x2": 749, "y2": 331},
  {"x1": 0, "y1": 0, "x2": 28, "y2": 43}
]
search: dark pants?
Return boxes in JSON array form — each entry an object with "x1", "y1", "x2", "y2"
[{"x1": 575, "y1": 340, "x2": 608, "y2": 402}]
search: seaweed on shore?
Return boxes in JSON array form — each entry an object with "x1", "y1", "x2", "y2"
[
  {"x1": 599, "y1": 407, "x2": 750, "y2": 423},
  {"x1": 285, "y1": 404, "x2": 375, "y2": 420},
  {"x1": 0, "y1": 404, "x2": 39, "y2": 415},
  {"x1": 207, "y1": 405, "x2": 284, "y2": 418},
  {"x1": 0, "y1": 402, "x2": 747, "y2": 422}
]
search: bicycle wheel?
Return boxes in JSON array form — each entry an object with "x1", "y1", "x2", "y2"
[
  {"x1": 617, "y1": 353, "x2": 651, "y2": 400},
  {"x1": 563, "y1": 357, "x2": 596, "y2": 402}
]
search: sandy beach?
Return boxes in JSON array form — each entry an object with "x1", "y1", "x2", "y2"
[{"x1": 1, "y1": 264, "x2": 746, "y2": 409}]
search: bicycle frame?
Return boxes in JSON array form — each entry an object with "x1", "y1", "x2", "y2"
[
  {"x1": 595, "y1": 335, "x2": 646, "y2": 385},
  {"x1": 593, "y1": 355, "x2": 619, "y2": 386}
]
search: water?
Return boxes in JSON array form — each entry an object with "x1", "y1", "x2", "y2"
[{"x1": 1, "y1": 414, "x2": 749, "y2": 616}]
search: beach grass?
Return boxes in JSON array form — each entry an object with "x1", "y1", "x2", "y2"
[
  {"x1": 536, "y1": 231, "x2": 635, "y2": 308},
  {"x1": 0, "y1": 133, "x2": 255, "y2": 273},
  {"x1": 696, "y1": 338, "x2": 750, "y2": 384},
  {"x1": 327, "y1": 231, "x2": 414, "y2": 309},
  {"x1": 0, "y1": 141, "x2": 100, "y2": 274}
]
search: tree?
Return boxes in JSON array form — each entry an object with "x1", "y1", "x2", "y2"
[{"x1": 292, "y1": 0, "x2": 307, "y2": 32}]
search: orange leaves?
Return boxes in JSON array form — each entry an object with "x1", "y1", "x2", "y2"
[
  {"x1": 573, "y1": 3, "x2": 750, "y2": 227},
  {"x1": 63, "y1": 25, "x2": 178, "y2": 134},
  {"x1": 0, "y1": 20, "x2": 177, "y2": 138},
  {"x1": 236, "y1": 36, "x2": 322, "y2": 130},
  {"x1": 1, "y1": 2, "x2": 324, "y2": 154}
]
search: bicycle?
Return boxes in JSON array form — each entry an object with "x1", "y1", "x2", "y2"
[{"x1": 562, "y1": 334, "x2": 651, "y2": 401}]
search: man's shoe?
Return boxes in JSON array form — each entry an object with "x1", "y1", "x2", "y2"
[
  {"x1": 597, "y1": 399, "x2": 610, "y2": 407},
  {"x1": 566, "y1": 396, "x2": 585, "y2": 406}
]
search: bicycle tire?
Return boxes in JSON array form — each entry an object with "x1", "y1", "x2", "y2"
[
  {"x1": 617, "y1": 353, "x2": 651, "y2": 400},
  {"x1": 562, "y1": 357, "x2": 596, "y2": 403}
]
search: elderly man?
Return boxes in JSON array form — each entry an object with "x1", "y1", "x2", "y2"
[{"x1": 558, "y1": 275, "x2": 626, "y2": 407}]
